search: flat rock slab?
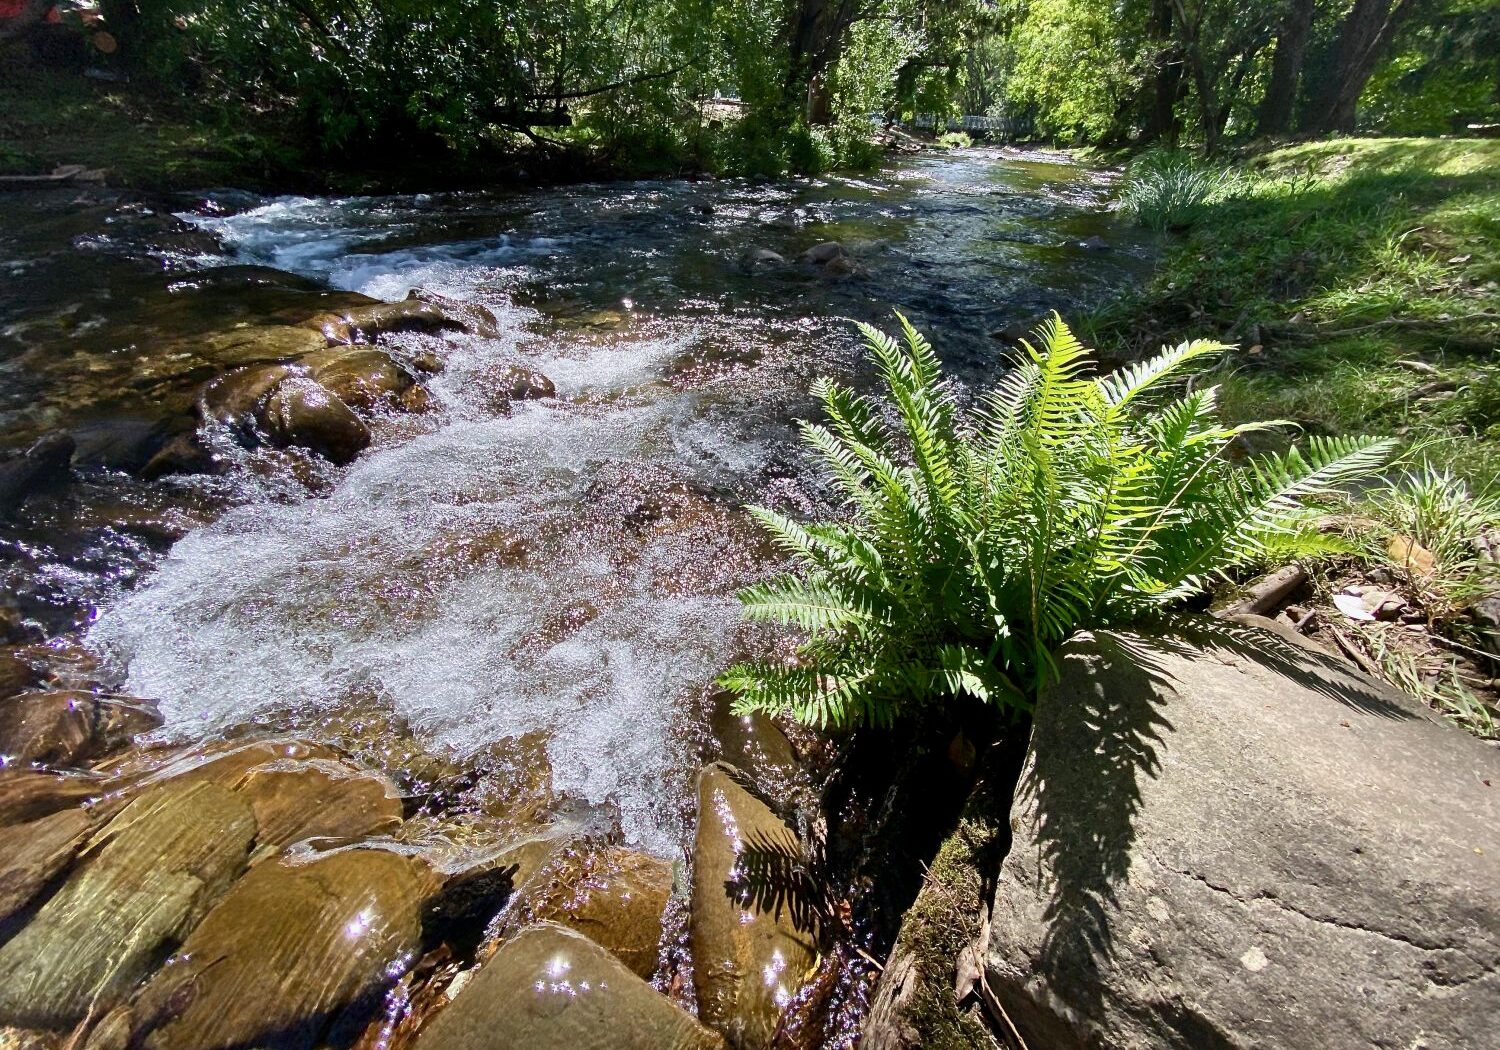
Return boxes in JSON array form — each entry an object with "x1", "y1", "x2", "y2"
[
  {"x1": 0, "y1": 779, "x2": 256, "y2": 1029},
  {"x1": 414, "y1": 922, "x2": 724, "y2": 1050},
  {"x1": 986, "y1": 628, "x2": 1500, "y2": 1050},
  {"x1": 129, "y1": 847, "x2": 438, "y2": 1050},
  {"x1": 0, "y1": 807, "x2": 92, "y2": 924}
]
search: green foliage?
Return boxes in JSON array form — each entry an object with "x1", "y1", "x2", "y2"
[
  {"x1": 1116, "y1": 149, "x2": 1237, "y2": 230},
  {"x1": 1361, "y1": 466, "x2": 1500, "y2": 610},
  {"x1": 1094, "y1": 137, "x2": 1500, "y2": 490},
  {"x1": 935, "y1": 131, "x2": 973, "y2": 149},
  {"x1": 721, "y1": 314, "x2": 1393, "y2": 728}
]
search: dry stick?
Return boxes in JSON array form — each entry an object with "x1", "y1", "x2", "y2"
[
  {"x1": 976, "y1": 970, "x2": 1033, "y2": 1050},
  {"x1": 1327, "y1": 623, "x2": 1385, "y2": 678}
]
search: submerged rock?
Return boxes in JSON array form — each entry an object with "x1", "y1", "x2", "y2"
[
  {"x1": 68, "y1": 418, "x2": 172, "y2": 476},
  {"x1": 0, "y1": 651, "x2": 42, "y2": 700},
  {"x1": 0, "y1": 433, "x2": 75, "y2": 515},
  {"x1": 472, "y1": 363, "x2": 556, "y2": 413},
  {"x1": 413, "y1": 922, "x2": 724, "y2": 1050},
  {"x1": 872, "y1": 627, "x2": 1500, "y2": 1050},
  {"x1": 0, "y1": 779, "x2": 256, "y2": 1029},
  {"x1": 0, "y1": 808, "x2": 93, "y2": 924},
  {"x1": 263, "y1": 377, "x2": 372, "y2": 464},
  {"x1": 501, "y1": 844, "x2": 673, "y2": 979},
  {"x1": 128, "y1": 847, "x2": 437, "y2": 1050},
  {"x1": 690, "y1": 763, "x2": 818, "y2": 1050},
  {"x1": 232, "y1": 758, "x2": 404, "y2": 852},
  {"x1": 799, "y1": 242, "x2": 846, "y2": 267},
  {"x1": 0, "y1": 767, "x2": 102, "y2": 826},
  {"x1": 0, "y1": 690, "x2": 163, "y2": 767}
]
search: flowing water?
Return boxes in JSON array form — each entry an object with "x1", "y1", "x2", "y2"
[{"x1": 1, "y1": 147, "x2": 1148, "y2": 866}]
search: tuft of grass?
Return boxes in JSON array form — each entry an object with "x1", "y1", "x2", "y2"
[{"x1": 1115, "y1": 149, "x2": 1236, "y2": 231}]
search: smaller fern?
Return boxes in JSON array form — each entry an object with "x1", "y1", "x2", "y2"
[{"x1": 721, "y1": 313, "x2": 1394, "y2": 729}]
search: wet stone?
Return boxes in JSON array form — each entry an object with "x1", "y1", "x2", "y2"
[
  {"x1": 0, "y1": 766, "x2": 103, "y2": 826},
  {"x1": 232, "y1": 758, "x2": 405, "y2": 853},
  {"x1": 707, "y1": 689, "x2": 798, "y2": 798},
  {"x1": 0, "y1": 651, "x2": 42, "y2": 701},
  {"x1": 263, "y1": 377, "x2": 372, "y2": 464},
  {"x1": 0, "y1": 779, "x2": 257, "y2": 1029},
  {"x1": 501, "y1": 844, "x2": 673, "y2": 979},
  {"x1": 299, "y1": 347, "x2": 420, "y2": 412},
  {"x1": 413, "y1": 922, "x2": 725, "y2": 1050},
  {"x1": 690, "y1": 763, "x2": 818, "y2": 1050},
  {"x1": 472, "y1": 363, "x2": 556, "y2": 412},
  {"x1": 0, "y1": 807, "x2": 93, "y2": 924},
  {"x1": 200, "y1": 363, "x2": 292, "y2": 431},
  {"x1": 0, "y1": 691, "x2": 162, "y2": 768},
  {"x1": 128, "y1": 847, "x2": 438, "y2": 1050}
]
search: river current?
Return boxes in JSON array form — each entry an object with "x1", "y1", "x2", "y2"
[{"x1": 1, "y1": 148, "x2": 1149, "y2": 854}]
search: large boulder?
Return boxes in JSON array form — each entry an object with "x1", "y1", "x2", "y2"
[
  {"x1": 413, "y1": 922, "x2": 724, "y2": 1050},
  {"x1": 0, "y1": 779, "x2": 256, "y2": 1028},
  {"x1": 690, "y1": 763, "x2": 818, "y2": 1050},
  {"x1": 126, "y1": 847, "x2": 438, "y2": 1050},
  {"x1": 875, "y1": 627, "x2": 1500, "y2": 1050}
]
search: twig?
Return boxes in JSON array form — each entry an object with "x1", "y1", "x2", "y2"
[
  {"x1": 976, "y1": 970, "x2": 1032, "y2": 1050},
  {"x1": 1327, "y1": 624, "x2": 1385, "y2": 678}
]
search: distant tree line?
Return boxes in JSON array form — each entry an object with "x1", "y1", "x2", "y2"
[{"x1": 961, "y1": 0, "x2": 1498, "y2": 150}]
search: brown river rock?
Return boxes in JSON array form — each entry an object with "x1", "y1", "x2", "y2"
[
  {"x1": 0, "y1": 690, "x2": 163, "y2": 767},
  {"x1": 0, "y1": 807, "x2": 93, "y2": 923},
  {"x1": 690, "y1": 763, "x2": 818, "y2": 1050},
  {"x1": 0, "y1": 651, "x2": 42, "y2": 700},
  {"x1": 233, "y1": 758, "x2": 404, "y2": 852},
  {"x1": 0, "y1": 779, "x2": 256, "y2": 1028},
  {"x1": 0, "y1": 766, "x2": 103, "y2": 825},
  {"x1": 414, "y1": 922, "x2": 725, "y2": 1050},
  {"x1": 299, "y1": 347, "x2": 420, "y2": 412},
  {"x1": 126, "y1": 847, "x2": 438, "y2": 1050},
  {"x1": 263, "y1": 377, "x2": 372, "y2": 464},
  {"x1": 501, "y1": 844, "x2": 674, "y2": 979}
]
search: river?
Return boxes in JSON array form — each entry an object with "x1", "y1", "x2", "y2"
[{"x1": 0, "y1": 148, "x2": 1149, "y2": 1044}]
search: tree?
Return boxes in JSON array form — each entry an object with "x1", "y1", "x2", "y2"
[
  {"x1": 1256, "y1": 0, "x2": 1318, "y2": 137},
  {"x1": 1306, "y1": 0, "x2": 1428, "y2": 132}
]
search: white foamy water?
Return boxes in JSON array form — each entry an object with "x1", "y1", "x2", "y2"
[{"x1": 91, "y1": 201, "x2": 782, "y2": 851}]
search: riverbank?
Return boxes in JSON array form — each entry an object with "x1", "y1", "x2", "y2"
[
  {"x1": 1086, "y1": 137, "x2": 1500, "y2": 740},
  {"x1": 1090, "y1": 137, "x2": 1500, "y2": 488}
]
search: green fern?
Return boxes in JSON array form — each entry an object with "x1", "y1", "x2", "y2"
[{"x1": 721, "y1": 313, "x2": 1395, "y2": 729}]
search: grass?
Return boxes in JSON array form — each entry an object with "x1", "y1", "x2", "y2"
[
  {"x1": 1090, "y1": 137, "x2": 1500, "y2": 489},
  {"x1": 1091, "y1": 138, "x2": 1500, "y2": 737},
  {"x1": 0, "y1": 56, "x2": 303, "y2": 190}
]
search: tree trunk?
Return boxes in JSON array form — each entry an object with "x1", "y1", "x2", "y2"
[
  {"x1": 1143, "y1": 0, "x2": 1183, "y2": 145},
  {"x1": 1256, "y1": 0, "x2": 1316, "y2": 137},
  {"x1": 1171, "y1": 0, "x2": 1220, "y2": 153},
  {"x1": 1305, "y1": 0, "x2": 1424, "y2": 133},
  {"x1": 782, "y1": 0, "x2": 861, "y2": 123}
]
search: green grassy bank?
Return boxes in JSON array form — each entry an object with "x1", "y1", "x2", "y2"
[{"x1": 1091, "y1": 137, "x2": 1500, "y2": 489}]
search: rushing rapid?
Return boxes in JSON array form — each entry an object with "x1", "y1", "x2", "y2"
[{"x1": 2, "y1": 148, "x2": 1150, "y2": 853}]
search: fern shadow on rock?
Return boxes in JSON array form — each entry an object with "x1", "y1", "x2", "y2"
[{"x1": 1023, "y1": 622, "x2": 1417, "y2": 1023}]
